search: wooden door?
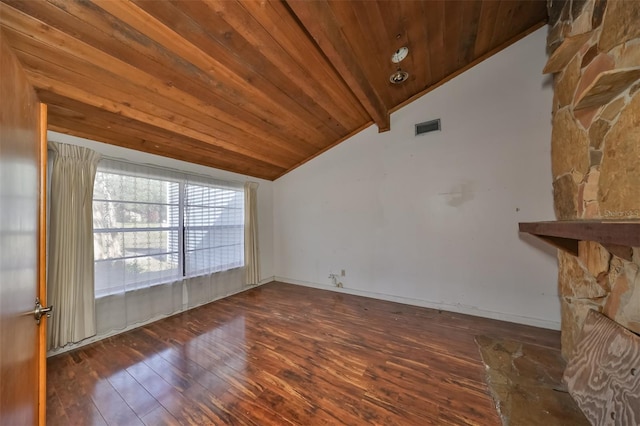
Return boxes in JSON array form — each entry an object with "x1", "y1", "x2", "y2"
[{"x1": 0, "y1": 33, "x2": 47, "y2": 426}]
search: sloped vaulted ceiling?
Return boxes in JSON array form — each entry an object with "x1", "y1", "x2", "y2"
[{"x1": 0, "y1": 1, "x2": 547, "y2": 180}]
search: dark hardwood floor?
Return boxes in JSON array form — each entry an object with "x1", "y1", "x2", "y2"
[{"x1": 47, "y1": 282, "x2": 560, "y2": 425}]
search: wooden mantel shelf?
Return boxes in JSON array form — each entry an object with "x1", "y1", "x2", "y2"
[{"x1": 519, "y1": 220, "x2": 640, "y2": 260}]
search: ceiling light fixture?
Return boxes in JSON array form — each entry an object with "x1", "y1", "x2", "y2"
[
  {"x1": 390, "y1": 47, "x2": 409, "y2": 84},
  {"x1": 391, "y1": 47, "x2": 408, "y2": 64},
  {"x1": 390, "y1": 68, "x2": 409, "y2": 84}
]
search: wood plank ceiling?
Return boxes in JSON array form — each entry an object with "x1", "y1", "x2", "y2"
[{"x1": 0, "y1": 1, "x2": 547, "y2": 180}]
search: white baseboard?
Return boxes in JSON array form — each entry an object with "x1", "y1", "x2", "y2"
[
  {"x1": 274, "y1": 276, "x2": 560, "y2": 331},
  {"x1": 258, "y1": 276, "x2": 276, "y2": 285}
]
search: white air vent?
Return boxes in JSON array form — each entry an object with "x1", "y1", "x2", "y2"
[{"x1": 415, "y1": 119, "x2": 441, "y2": 136}]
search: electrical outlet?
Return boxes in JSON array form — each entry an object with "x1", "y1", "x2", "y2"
[{"x1": 341, "y1": 269, "x2": 345, "y2": 276}]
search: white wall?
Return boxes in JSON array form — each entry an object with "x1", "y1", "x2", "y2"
[
  {"x1": 273, "y1": 28, "x2": 560, "y2": 329},
  {"x1": 47, "y1": 131, "x2": 275, "y2": 283}
]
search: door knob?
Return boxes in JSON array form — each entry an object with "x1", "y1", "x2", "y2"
[{"x1": 34, "y1": 297, "x2": 53, "y2": 325}]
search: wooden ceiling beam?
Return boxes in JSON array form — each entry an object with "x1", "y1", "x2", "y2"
[
  {"x1": 128, "y1": 0, "x2": 342, "y2": 143},
  {"x1": 285, "y1": 0, "x2": 390, "y2": 132},
  {"x1": 199, "y1": 0, "x2": 362, "y2": 133},
  {"x1": 326, "y1": 2, "x2": 397, "y2": 105},
  {"x1": 237, "y1": 0, "x2": 370, "y2": 124},
  {"x1": 164, "y1": 0, "x2": 344, "y2": 138}
]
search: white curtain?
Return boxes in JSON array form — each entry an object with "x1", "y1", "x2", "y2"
[
  {"x1": 244, "y1": 181, "x2": 260, "y2": 285},
  {"x1": 96, "y1": 268, "x2": 244, "y2": 336},
  {"x1": 47, "y1": 142, "x2": 101, "y2": 349}
]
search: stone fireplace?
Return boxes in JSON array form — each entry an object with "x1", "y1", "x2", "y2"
[
  {"x1": 546, "y1": 0, "x2": 640, "y2": 360},
  {"x1": 543, "y1": 0, "x2": 640, "y2": 421}
]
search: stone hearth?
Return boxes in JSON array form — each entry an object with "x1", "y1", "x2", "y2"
[{"x1": 475, "y1": 335, "x2": 588, "y2": 425}]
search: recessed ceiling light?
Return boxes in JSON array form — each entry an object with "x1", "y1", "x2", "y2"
[
  {"x1": 390, "y1": 69, "x2": 409, "y2": 84},
  {"x1": 391, "y1": 47, "x2": 409, "y2": 64}
]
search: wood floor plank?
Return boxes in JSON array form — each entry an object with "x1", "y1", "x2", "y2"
[
  {"x1": 47, "y1": 282, "x2": 560, "y2": 425},
  {"x1": 140, "y1": 405, "x2": 181, "y2": 426},
  {"x1": 91, "y1": 378, "x2": 145, "y2": 426},
  {"x1": 59, "y1": 398, "x2": 108, "y2": 426},
  {"x1": 107, "y1": 370, "x2": 160, "y2": 419},
  {"x1": 126, "y1": 361, "x2": 216, "y2": 425}
]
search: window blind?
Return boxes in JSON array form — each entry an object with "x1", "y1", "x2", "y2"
[{"x1": 92, "y1": 159, "x2": 244, "y2": 297}]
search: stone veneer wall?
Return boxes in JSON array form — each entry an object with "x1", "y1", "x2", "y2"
[{"x1": 547, "y1": 0, "x2": 640, "y2": 359}]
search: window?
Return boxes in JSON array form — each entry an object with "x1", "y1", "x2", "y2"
[
  {"x1": 184, "y1": 183, "x2": 244, "y2": 276},
  {"x1": 92, "y1": 160, "x2": 244, "y2": 297}
]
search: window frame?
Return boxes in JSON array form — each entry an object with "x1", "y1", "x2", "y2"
[{"x1": 92, "y1": 159, "x2": 244, "y2": 298}]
